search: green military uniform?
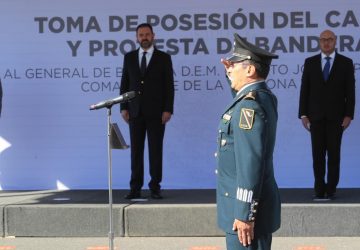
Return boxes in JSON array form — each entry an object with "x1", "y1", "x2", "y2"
[{"x1": 216, "y1": 34, "x2": 281, "y2": 250}]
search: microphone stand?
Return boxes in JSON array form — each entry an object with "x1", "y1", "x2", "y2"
[
  {"x1": 106, "y1": 106, "x2": 115, "y2": 250},
  {"x1": 90, "y1": 96, "x2": 130, "y2": 250}
]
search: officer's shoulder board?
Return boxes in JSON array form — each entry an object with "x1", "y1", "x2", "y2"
[
  {"x1": 239, "y1": 91, "x2": 256, "y2": 130},
  {"x1": 244, "y1": 91, "x2": 256, "y2": 100}
]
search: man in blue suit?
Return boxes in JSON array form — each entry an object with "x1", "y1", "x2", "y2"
[{"x1": 216, "y1": 34, "x2": 281, "y2": 250}]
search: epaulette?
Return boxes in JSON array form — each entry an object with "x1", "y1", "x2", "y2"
[{"x1": 244, "y1": 91, "x2": 256, "y2": 100}]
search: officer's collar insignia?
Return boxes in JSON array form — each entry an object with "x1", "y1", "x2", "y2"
[
  {"x1": 239, "y1": 108, "x2": 255, "y2": 129},
  {"x1": 222, "y1": 113, "x2": 232, "y2": 121},
  {"x1": 244, "y1": 91, "x2": 256, "y2": 100}
]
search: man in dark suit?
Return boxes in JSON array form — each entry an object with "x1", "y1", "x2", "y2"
[
  {"x1": 216, "y1": 34, "x2": 281, "y2": 250},
  {"x1": 299, "y1": 30, "x2": 355, "y2": 200},
  {"x1": 120, "y1": 23, "x2": 174, "y2": 199}
]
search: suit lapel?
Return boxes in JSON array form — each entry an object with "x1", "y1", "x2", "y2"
[
  {"x1": 314, "y1": 54, "x2": 322, "y2": 75},
  {"x1": 131, "y1": 49, "x2": 142, "y2": 75},
  {"x1": 328, "y1": 53, "x2": 339, "y2": 80},
  {"x1": 314, "y1": 54, "x2": 328, "y2": 82},
  {"x1": 145, "y1": 48, "x2": 158, "y2": 75}
]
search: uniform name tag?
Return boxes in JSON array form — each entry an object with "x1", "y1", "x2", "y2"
[{"x1": 239, "y1": 108, "x2": 255, "y2": 129}]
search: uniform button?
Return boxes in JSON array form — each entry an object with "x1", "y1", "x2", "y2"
[
  {"x1": 141, "y1": 80, "x2": 144, "y2": 84},
  {"x1": 214, "y1": 152, "x2": 218, "y2": 157},
  {"x1": 225, "y1": 192, "x2": 229, "y2": 196},
  {"x1": 221, "y1": 139, "x2": 226, "y2": 146},
  {"x1": 215, "y1": 169, "x2": 218, "y2": 174},
  {"x1": 138, "y1": 91, "x2": 142, "y2": 95}
]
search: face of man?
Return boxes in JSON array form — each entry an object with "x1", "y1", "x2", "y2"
[
  {"x1": 319, "y1": 30, "x2": 336, "y2": 55},
  {"x1": 136, "y1": 27, "x2": 154, "y2": 50},
  {"x1": 227, "y1": 61, "x2": 251, "y2": 91}
]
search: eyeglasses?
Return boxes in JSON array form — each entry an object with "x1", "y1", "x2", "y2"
[{"x1": 319, "y1": 37, "x2": 335, "y2": 43}]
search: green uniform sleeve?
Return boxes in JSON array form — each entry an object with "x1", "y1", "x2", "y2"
[{"x1": 232, "y1": 99, "x2": 267, "y2": 222}]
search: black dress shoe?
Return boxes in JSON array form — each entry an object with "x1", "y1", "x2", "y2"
[
  {"x1": 151, "y1": 191, "x2": 163, "y2": 199},
  {"x1": 124, "y1": 191, "x2": 141, "y2": 199},
  {"x1": 313, "y1": 194, "x2": 329, "y2": 201},
  {"x1": 327, "y1": 193, "x2": 336, "y2": 200}
]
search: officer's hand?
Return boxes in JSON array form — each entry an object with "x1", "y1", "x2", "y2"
[
  {"x1": 342, "y1": 116, "x2": 352, "y2": 130},
  {"x1": 121, "y1": 110, "x2": 129, "y2": 123},
  {"x1": 221, "y1": 58, "x2": 231, "y2": 70},
  {"x1": 233, "y1": 219, "x2": 254, "y2": 247},
  {"x1": 301, "y1": 117, "x2": 311, "y2": 131},
  {"x1": 162, "y1": 111, "x2": 172, "y2": 124},
  {"x1": 221, "y1": 58, "x2": 232, "y2": 78}
]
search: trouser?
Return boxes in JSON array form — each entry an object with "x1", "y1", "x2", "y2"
[
  {"x1": 225, "y1": 232, "x2": 272, "y2": 250},
  {"x1": 129, "y1": 114, "x2": 165, "y2": 192},
  {"x1": 310, "y1": 119, "x2": 343, "y2": 195}
]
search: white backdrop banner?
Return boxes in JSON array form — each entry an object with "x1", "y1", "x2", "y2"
[{"x1": 0, "y1": 0, "x2": 359, "y2": 190}]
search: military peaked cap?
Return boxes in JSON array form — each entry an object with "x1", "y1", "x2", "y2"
[{"x1": 227, "y1": 34, "x2": 278, "y2": 66}]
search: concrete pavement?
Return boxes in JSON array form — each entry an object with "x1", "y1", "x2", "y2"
[{"x1": 1, "y1": 237, "x2": 360, "y2": 250}]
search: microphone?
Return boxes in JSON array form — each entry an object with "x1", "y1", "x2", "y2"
[{"x1": 89, "y1": 91, "x2": 136, "y2": 110}]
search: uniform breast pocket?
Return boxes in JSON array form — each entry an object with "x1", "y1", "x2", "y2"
[{"x1": 218, "y1": 121, "x2": 234, "y2": 152}]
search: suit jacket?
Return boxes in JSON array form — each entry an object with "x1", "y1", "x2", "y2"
[
  {"x1": 299, "y1": 52, "x2": 355, "y2": 121},
  {"x1": 120, "y1": 48, "x2": 174, "y2": 117},
  {"x1": 216, "y1": 81, "x2": 281, "y2": 235}
]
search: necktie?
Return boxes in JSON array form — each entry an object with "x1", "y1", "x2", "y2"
[
  {"x1": 323, "y1": 56, "x2": 331, "y2": 81},
  {"x1": 140, "y1": 51, "x2": 147, "y2": 76}
]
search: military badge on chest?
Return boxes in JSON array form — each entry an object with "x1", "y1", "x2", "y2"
[{"x1": 239, "y1": 108, "x2": 255, "y2": 129}]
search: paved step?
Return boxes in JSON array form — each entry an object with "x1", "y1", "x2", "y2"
[{"x1": 1, "y1": 189, "x2": 359, "y2": 237}]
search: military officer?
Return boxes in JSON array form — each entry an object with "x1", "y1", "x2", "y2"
[{"x1": 216, "y1": 34, "x2": 281, "y2": 250}]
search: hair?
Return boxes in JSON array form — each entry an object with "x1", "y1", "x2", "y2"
[
  {"x1": 136, "y1": 23, "x2": 153, "y2": 34},
  {"x1": 248, "y1": 60, "x2": 270, "y2": 79}
]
